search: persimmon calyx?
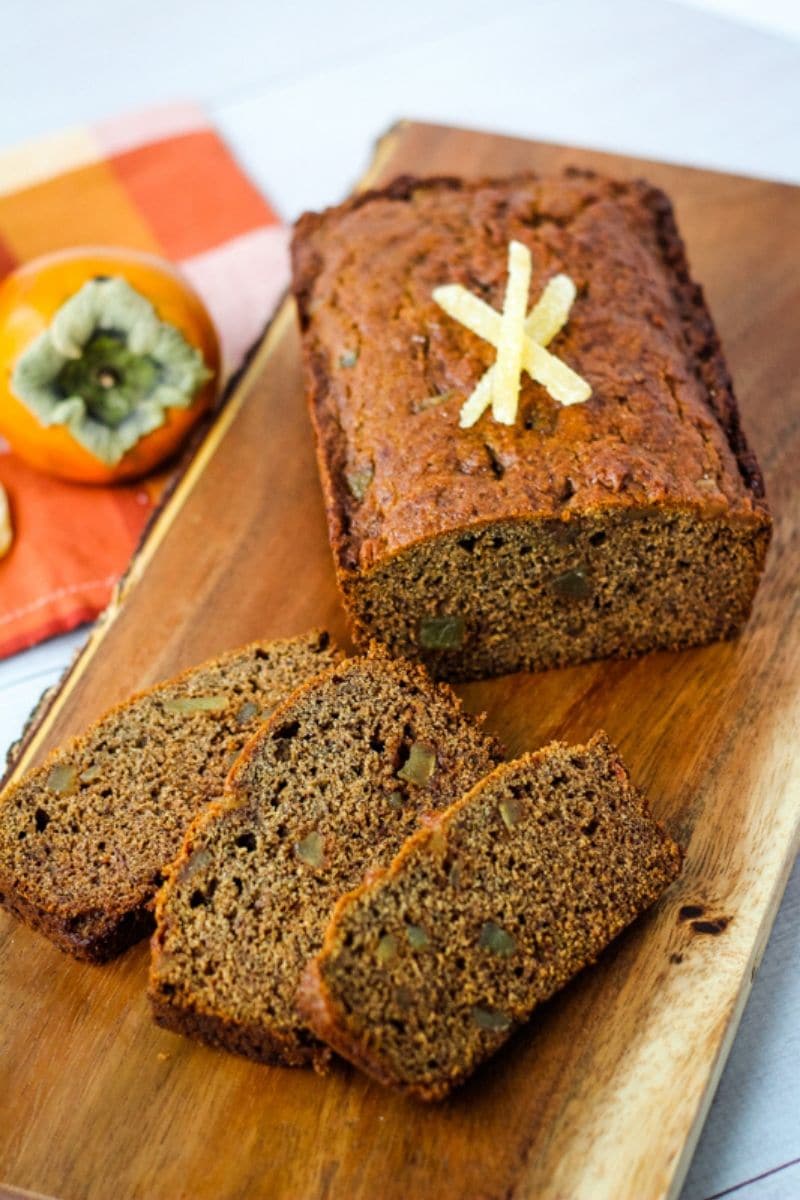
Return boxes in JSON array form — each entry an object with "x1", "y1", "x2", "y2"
[{"x1": 11, "y1": 276, "x2": 212, "y2": 466}]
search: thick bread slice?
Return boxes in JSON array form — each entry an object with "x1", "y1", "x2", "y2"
[
  {"x1": 148, "y1": 651, "x2": 503, "y2": 1067},
  {"x1": 298, "y1": 732, "x2": 682, "y2": 1099},
  {"x1": 0, "y1": 630, "x2": 339, "y2": 961}
]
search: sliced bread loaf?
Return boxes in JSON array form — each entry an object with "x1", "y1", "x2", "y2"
[
  {"x1": 0, "y1": 630, "x2": 339, "y2": 961},
  {"x1": 148, "y1": 651, "x2": 503, "y2": 1067},
  {"x1": 298, "y1": 732, "x2": 682, "y2": 1099}
]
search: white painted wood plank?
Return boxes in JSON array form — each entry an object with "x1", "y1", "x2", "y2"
[
  {"x1": 711, "y1": 1158, "x2": 800, "y2": 1200},
  {"x1": 0, "y1": 631, "x2": 86, "y2": 762},
  {"x1": 681, "y1": 858, "x2": 800, "y2": 1199},
  {"x1": 0, "y1": 628, "x2": 86, "y2": 692}
]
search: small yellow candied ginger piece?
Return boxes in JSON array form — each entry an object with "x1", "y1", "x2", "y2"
[
  {"x1": 457, "y1": 359, "x2": 495, "y2": 429},
  {"x1": 525, "y1": 273, "x2": 576, "y2": 343},
  {"x1": 490, "y1": 240, "x2": 531, "y2": 425},
  {"x1": 521, "y1": 340, "x2": 591, "y2": 408},
  {"x1": 433, "y1": 284, "x2": 497, "y2": 344}
]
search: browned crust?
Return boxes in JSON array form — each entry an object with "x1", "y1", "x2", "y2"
[
  {"x1": 0, "y1": 630, "x2": 340, "y2": 963},
  {"x1": 291, "y1": 170, "x2": 771, "y2": 589},
  {"x1": 0, "y1": 878, "x2": 153, "y2": 964},
  {"x1": 150, "y1": 989, "x2": 330, "y2": 1071},
  {"x1": 296, "y1": 957, "x2": 436, "y2": 1094},
  {"x1": 292, "y1": 180, "x2": 470, "y2": 581},
  {"x1": 640, "y1": 183, "x2": 768, "y2": 504},
  {"x1": 148, "y1": 645, "x2": 503, "y2": 1065},
  {"x1": 296, "y1": 732, "x2": 683, "y2": 1100}
]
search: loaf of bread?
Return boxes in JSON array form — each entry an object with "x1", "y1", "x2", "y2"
[
  {"x1": 0, "y1": 631, "x2": 339, "y2": 961},
  {"x1": 148, "y1": 650, "x2": 503, "y2": 1066},
  {"x1": 298, "y1": 732, "x2": 682, "y2": 1099},
  {"x1": 291, "y1": 172, "x2": 771, "y2": 681}
]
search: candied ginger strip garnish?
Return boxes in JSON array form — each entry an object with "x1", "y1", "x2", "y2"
[
  {"x1": 432, "y1": 253, "x2": 590, "y2": 425},
  {"x1": 491, "y1": 241, "x2": 531, "y2": 425},
  {"x1": 432, "y1": 285, "x2": 499, "y2": 344},
  {"x1": 436, "y1": 278, "x2": 575, "y2": 352},
  {"x1": 437, "y1": 281, "x2": 589, "y2": 413},
  {"x1": 522, "y1": 342, "x2": 592, "y2": 406},
  {"x1": 459, "y1": 367, "x2": 494, "y2": 429},
  {"x1": 524, "y1": 274, "x2": 576, "y2": 345}
]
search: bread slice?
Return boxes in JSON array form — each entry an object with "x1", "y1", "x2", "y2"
[
  {"x1": 148, "y1": 651, "x2": 503, "y2": 1067},
  {"x1": 0, "y1": 630, "x2": 340, "y2": 962},
  {"x1": 297, "y1": 732, "x2": 682, "y2": 1099}
]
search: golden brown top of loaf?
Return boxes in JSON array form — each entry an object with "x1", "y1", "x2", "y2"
[{"x1": 291, "y1": 172, "x2": 768, "y2": 574}]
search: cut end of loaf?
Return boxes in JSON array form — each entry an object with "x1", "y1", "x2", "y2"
[{"x1": 345, "y1": 511, "x2": 771, "y2": 681}]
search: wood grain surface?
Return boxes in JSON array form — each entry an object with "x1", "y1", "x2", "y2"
[{"x1": 1, "y1": 121, "x2": 798, "y2": 1200}]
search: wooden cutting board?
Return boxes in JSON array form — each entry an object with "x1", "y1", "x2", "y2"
[{"x1": 1, "y1": 121, "x2": 798, "y2": 1200}]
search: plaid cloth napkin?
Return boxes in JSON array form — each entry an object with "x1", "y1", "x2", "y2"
[{"x1": 0, "y1": 102, "x2": 288, "y2": 659}]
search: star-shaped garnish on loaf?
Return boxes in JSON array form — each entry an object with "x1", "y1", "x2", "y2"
[{"x1": 432, "y1": 240, "x2": 591, "y2": 428}]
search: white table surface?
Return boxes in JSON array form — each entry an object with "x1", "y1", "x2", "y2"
[{"x1": 2, "y1": 2, "x2": 799, "y2": 1197}]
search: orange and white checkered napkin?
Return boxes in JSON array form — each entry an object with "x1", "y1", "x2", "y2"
[{"x1": 0, "y1": 103, "x2": 288, "y2": 659}]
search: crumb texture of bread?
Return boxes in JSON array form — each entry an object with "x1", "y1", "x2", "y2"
[
  {"x1": 0, "y1": 630, "x2": 340, "y2": 961},
  {"x1": 148, "y1": 651, "x2": 503, "y2": 1066},
  {"x1": 298, "y1": 732, "x2": 682, "y2": 1099},
  {"x1": 291, "y1": 172, "x2": 771, "y2": 680}
]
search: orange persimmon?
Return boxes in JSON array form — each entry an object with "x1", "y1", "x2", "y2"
[{"x1": 0, "y1": 247, "x2": 220, "y2": 484}]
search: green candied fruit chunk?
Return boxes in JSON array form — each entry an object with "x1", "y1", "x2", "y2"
[
  {"x1": 345, "y1": 465, "x2": 373, "y2": 501},
  {"x1": 551, "y1": 567, "x2": 592, "y2": 600},
  {"x1": 46, "y1": 762, "x2": 77, "y2": 795},
  {"x1": 294, "y1": 830, "x2": 324, "y2": 868},
  {"x1": 386, "y1": 791, "x2": 404, "y2": 810},
  {"x1": 471, "y1": 1006, "x2": 512, "y2": 1033},
  {"x1": 397, "y1": 742, "x2": 437, "y2": 786},
  {"x1": 163, "y1": 694, "x2": 229, "y2": 714},
  {"x1": 498, "y1": 796, "x2": 524, "y2": 830},
  {"x1": 338, "y1": 348, "x2": 359, "y2": 368},
  {"x1": 235, "y1": 700, "x2": 259, "y2": 724},
  {"x1": 414, "y1": 389, "x2": 454, "y2": 413},
  {"x1": 418, "y1": 614, "x2": 465, "y2": 650},
  {"x1": 478, "y1": 921, "x2": 517, "y2": 957},
  {"x1": 406, "y1": 923, "x2": 429, "y2": 950},
  {"x1": 376, "y1": 933, "x2": 398, "y2": 964}
]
